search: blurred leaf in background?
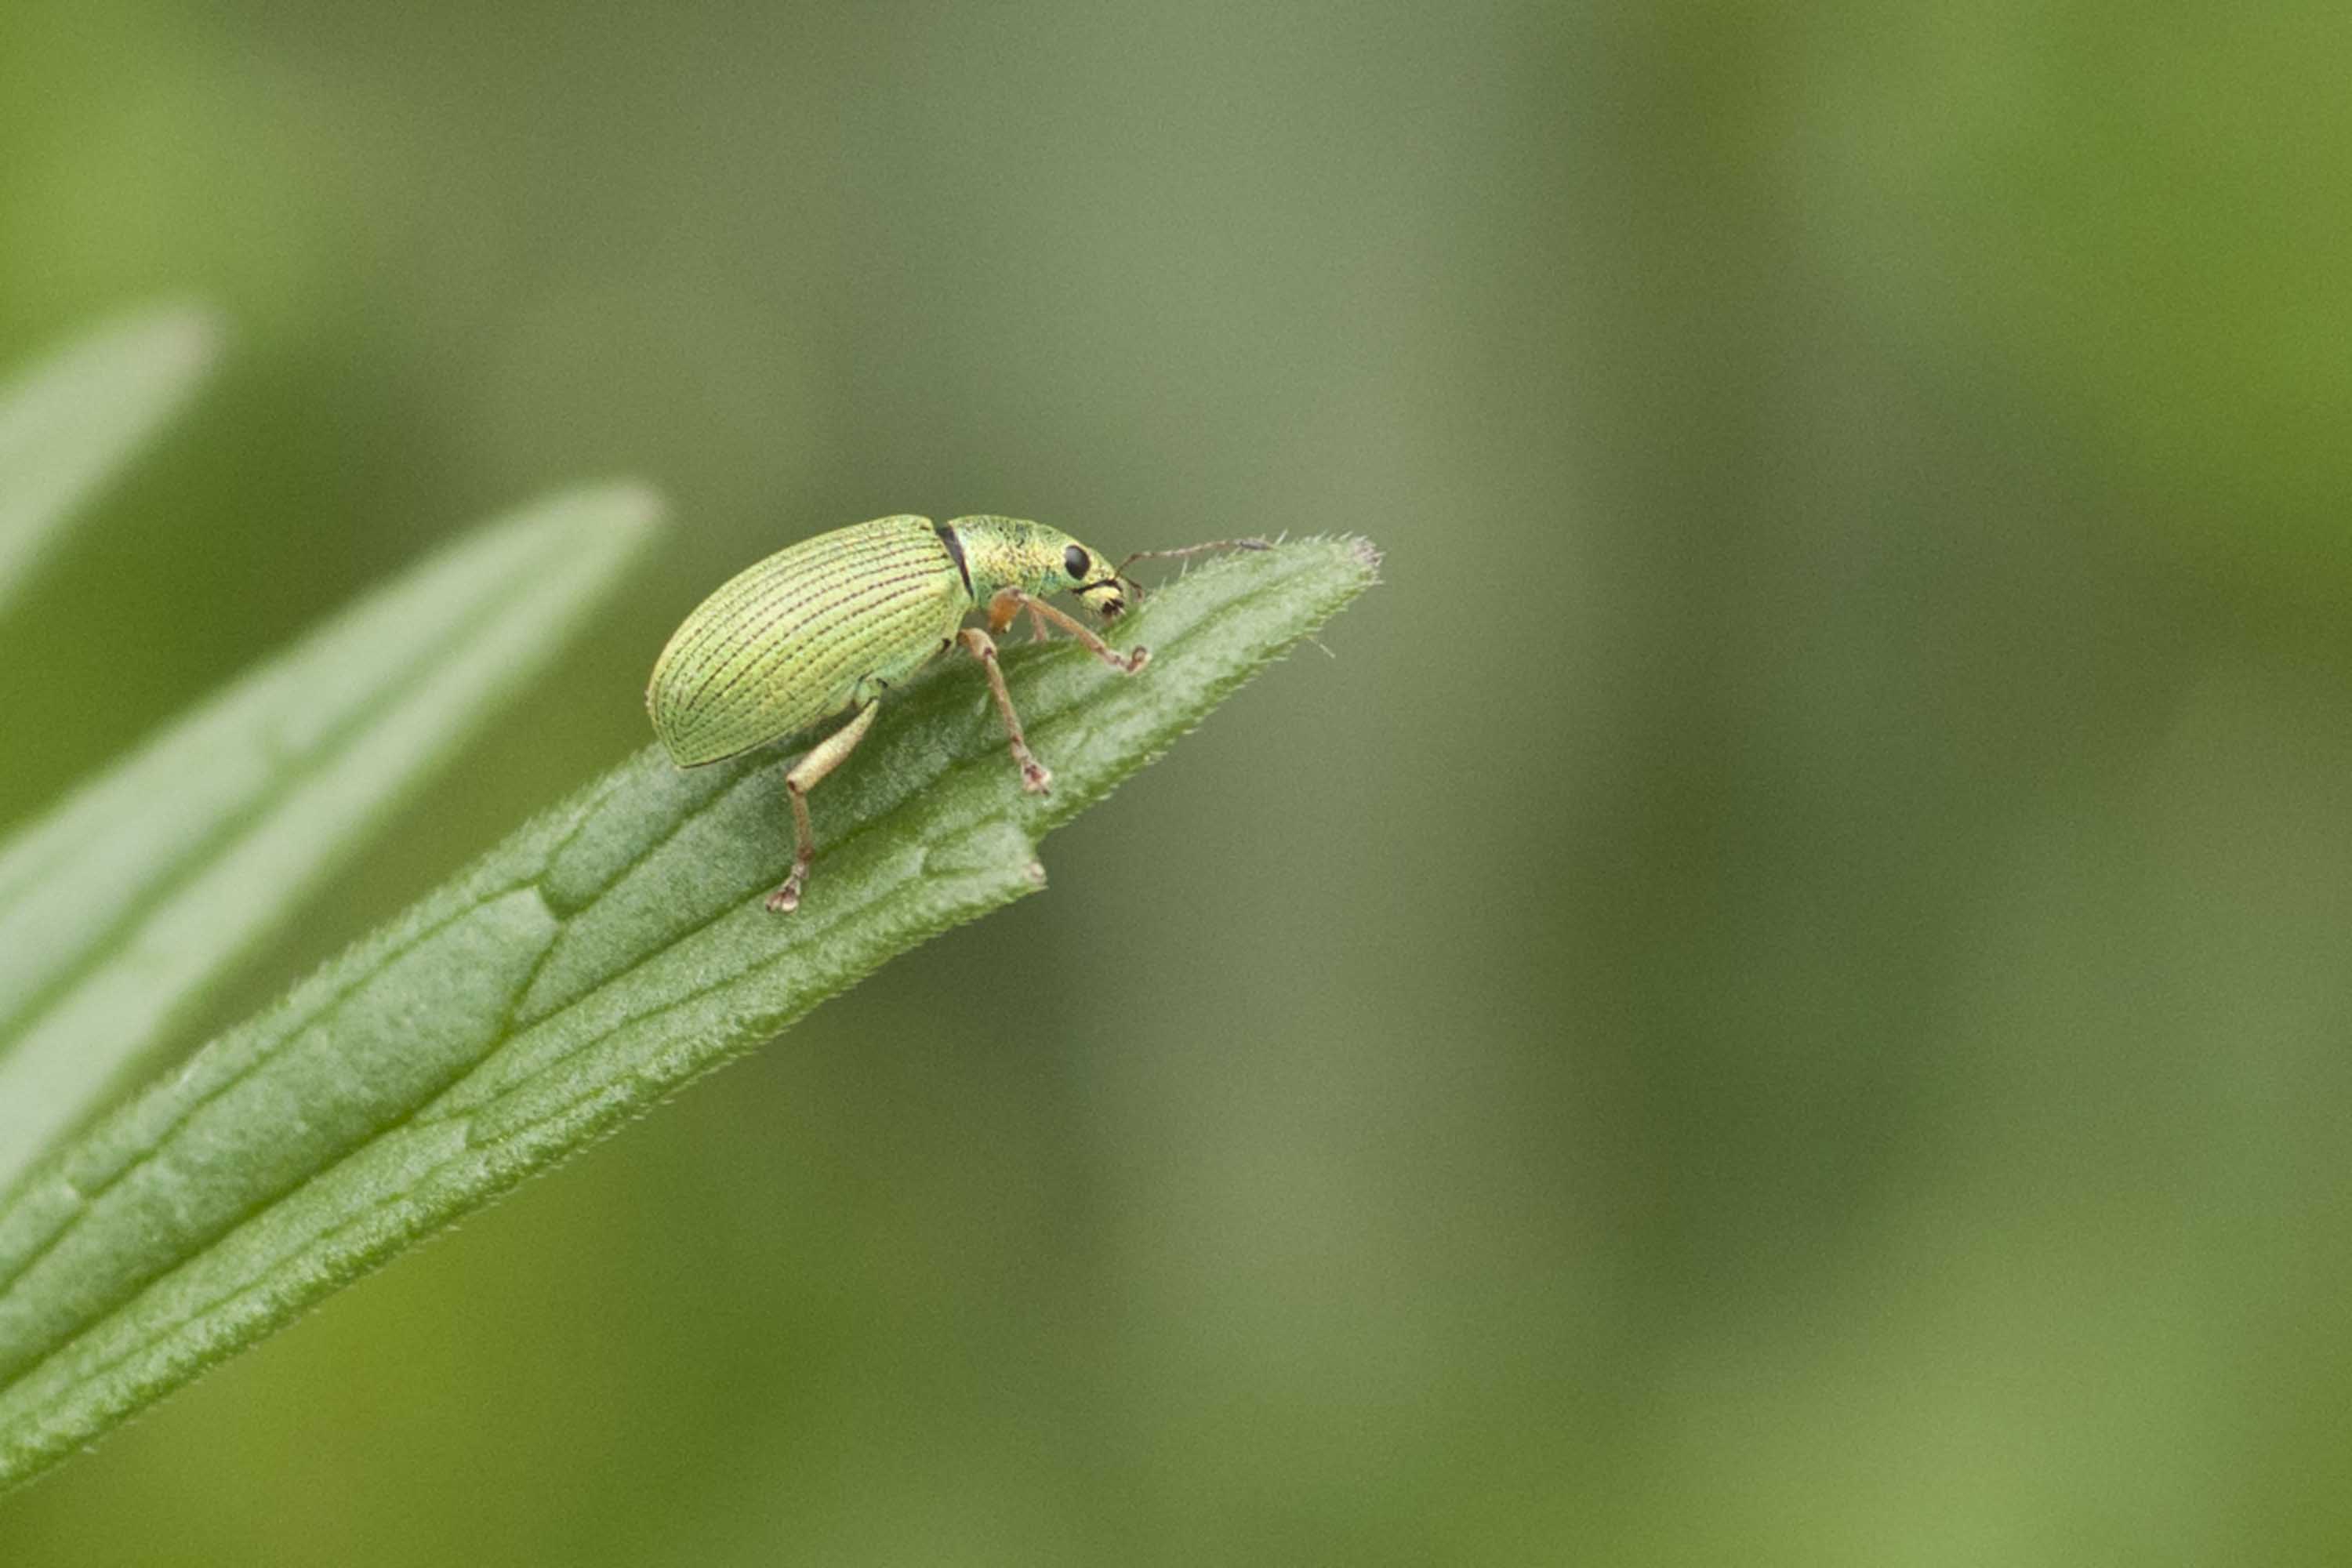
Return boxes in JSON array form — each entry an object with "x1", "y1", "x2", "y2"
[
  {"x1": 2, "y1": 0, "x2": 2350, "y2": 1564},
  {"x1": 0, "y1": 303, "x2": 216, "y2": 612},
  {"x1": 0, "y1": 480, "x2": 661, "y2": 1189}
]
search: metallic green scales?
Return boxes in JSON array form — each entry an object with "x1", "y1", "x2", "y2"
[
  {"x1": 648, "y1": 510, "x2": 1233, "y2": 914},
  {"x1": 648, "y1": 514, "x2": 965, "y2": 764}
]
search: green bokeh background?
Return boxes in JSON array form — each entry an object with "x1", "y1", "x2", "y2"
[{"x1": 5, "y1": 2, "x2": 2350, "y2": 1562}]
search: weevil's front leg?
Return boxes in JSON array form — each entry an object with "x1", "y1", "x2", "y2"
[
  {"x1": 958, "y1": 626, "x2": 1054, "y2": 793},
  {"x1": 985, "y1": 589, "x2": 1149, "y2": 673},
  {"x1": 768, "y1": 699, "x2": 880, "y2": 913}
]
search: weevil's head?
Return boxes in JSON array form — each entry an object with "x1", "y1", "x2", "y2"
[
  {"x1": 953, "y1": 516, "x2": 1137, "y2": 620},
  {"x1": 1051, "y1": 533, "x2": 1135, "y2": 620}
]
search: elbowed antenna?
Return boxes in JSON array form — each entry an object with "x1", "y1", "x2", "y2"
[{"x1": 1114, "y1": 538, "x2": 1271, "y2": 600}]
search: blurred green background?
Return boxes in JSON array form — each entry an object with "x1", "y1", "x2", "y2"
[{"x1": 5, "y1": 1, "x2": 2351, "y2": 1562}]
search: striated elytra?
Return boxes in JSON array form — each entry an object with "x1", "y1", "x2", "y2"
[{"x1": 648, "y1": 514, "x2": 1262, "y2": 913}]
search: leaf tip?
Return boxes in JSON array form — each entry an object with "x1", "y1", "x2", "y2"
[
  {"x1": 549, "y1": 477, "x2": 669, "y2": 545},
  {"x1": 78, "y1": 299, "x2": 229, "y2": 401},
  {"x1": 572, "y1": 477, "x2": 669, "y2": 527},
  {"x1": 480, "y1": 480, "x2": 669, "y2": 586}
]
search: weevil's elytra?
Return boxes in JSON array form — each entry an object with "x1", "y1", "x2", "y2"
[{"x1": 647, "y1": 514, "x2": 1265, "y2": 913}]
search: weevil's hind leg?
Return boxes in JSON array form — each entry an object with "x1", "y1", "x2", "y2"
[
  {"x1": 767, "y1": 699, "x2": 880, "y2": 913},
  {"x1": 958, "y1": 626, "x2": 1055, "y2": 793}
]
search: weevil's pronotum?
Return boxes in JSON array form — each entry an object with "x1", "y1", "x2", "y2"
[{"x1": 648, "y1": 515, "x2": 1264, "y2": 913}]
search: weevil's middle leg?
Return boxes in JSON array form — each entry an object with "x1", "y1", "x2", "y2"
[
  {"x1": 767, "y1": 698, "x2": 880, "y2": 913},
  {"x1": 958, "y1": 626, "x2": 1054, "y2": 793}
]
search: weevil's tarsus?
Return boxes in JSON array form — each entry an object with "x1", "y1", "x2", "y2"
[
  {"x1": 768, "y1": 698, "x2": 880, "y2": 913},
  {"x1": 958, "y1": 626, "x2": 1054, "y2": 793}
]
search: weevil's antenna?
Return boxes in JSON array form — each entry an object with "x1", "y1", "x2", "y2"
[
  {"x1": 1115, "y1": 538, "x2": 1272, "y2": 601},
  {"x1": 1116, "y1": 538, "x2": 1271, "y2": 572}
]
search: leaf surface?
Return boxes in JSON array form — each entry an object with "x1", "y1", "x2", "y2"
[{"x1": 0, "y1": 535, "x2": 1377, "y2": 1490}]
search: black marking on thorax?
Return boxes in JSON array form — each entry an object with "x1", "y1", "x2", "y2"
[{"x1": 933, "y1": 520, "x2": 975, "y2": 601}]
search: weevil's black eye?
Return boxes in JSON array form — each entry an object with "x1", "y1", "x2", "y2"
[{"x1": 1064, "y1": 544, "x2": 1091, "y2": 580}]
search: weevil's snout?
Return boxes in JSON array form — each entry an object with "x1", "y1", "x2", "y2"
[{"x1": 1080, "y1": 579, "x2": 1127, "y2": 620}]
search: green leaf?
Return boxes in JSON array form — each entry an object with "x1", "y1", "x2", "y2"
[
  {"x1": 0, "y1": 535, "x2": 1376, "y2": 1491},
  {"x1": 0, "y1": 485, "x2": 664, "y2": 1192},
  {"x1": 0, "y1": 304, "x2": 223, "y2": 613}
]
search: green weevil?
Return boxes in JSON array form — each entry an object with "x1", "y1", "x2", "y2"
[{"x1": 648, "y1": 514, "x2": 1262, "y2": 913}]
